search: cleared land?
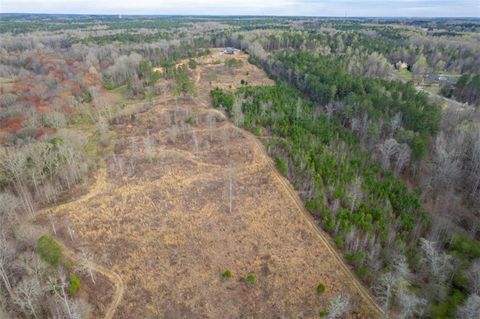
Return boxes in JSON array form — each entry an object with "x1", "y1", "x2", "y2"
[{"x1": 38, "y1": 49, "x2": 382, "y2": 318}]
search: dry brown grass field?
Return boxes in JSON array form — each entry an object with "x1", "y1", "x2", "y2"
[{"x1": 38, "y1": 49, "x2": 382, "y2": 319}]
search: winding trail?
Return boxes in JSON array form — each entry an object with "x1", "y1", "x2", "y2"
[
  {"x1": 44, "y1": 165, "x2": 108, "y2": 215},
  {"x1": 38, "y1": 166, "x2": 125, "y2": 319},
  {"x1": 59, "y1": 242, "x2": 125, "y2": 319}
]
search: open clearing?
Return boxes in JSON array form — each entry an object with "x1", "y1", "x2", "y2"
[{"x1": 38, "y1": 49, "x2": 382, "y2": 318}]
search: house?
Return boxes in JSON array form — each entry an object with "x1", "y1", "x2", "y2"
[
  {"x1": 394, "y1": 60, "x2": 409, "y2": 70},
  {"x1": 224, "y1": 47, "x2": 235, "y2": 55},
  {"x1": 427, "y1": 74, "x2": 452, "y2": 82}
]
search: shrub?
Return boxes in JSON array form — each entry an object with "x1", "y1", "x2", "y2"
[
  {"x1": 82, "y1": 91, "x2": 93, "y2": 103},
  {"x1": 37, "y1": 235, "x2": 63, "y2": 267},
  {"x1": 246, "y1": 273, "x2": 256, "y2": 286},
  {"x1": 188, "y1": 59, "x2": 198, "y2": 69},
  {"x1": 319, "y1": 309, "x2": 328, "y2": 317},
  {"x1": 222, "y1": 270, "x2": 232, "y2": 278},
  {"x1": 450, "y1": 235, "x2": 480, "y2": 260},
  {"x1": 274, "y1": 156, "x2": 288, "y2": 175},
  {"x1": 69, "y1": 274, "x2": 80, "y2": 295},
  {"x1": 185, "y1": 116, "x2": 195, "y2": 125},
  {"x1": 316, "y1": 282, "x2": 326, "y2": 295}
]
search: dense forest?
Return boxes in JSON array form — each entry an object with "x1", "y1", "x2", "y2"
[{"x1": 1, "y1": 14, "x2": 480, "y2": 318}]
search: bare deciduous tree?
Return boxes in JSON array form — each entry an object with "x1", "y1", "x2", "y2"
[
  {"x1": 51, "y1": 271, "x2": 74, "y2": 319},
  {"x1": 70, "y1": 298, "x2": 93, "y2": 319},
  {"x1": 206, "y1": 111, "x2": 216, "y2": 144},
  {"x1": 348, "y1": 176, "x2": 362, "y2": 212},
  {"x1": 97, "y1": 116, "x2": 109, "y2": 140},
  {"x1": 432, "y1": 132, "x2": 461, "y2": 191},
  {"x1": 80, "y1": 248, "x2": 96, "y2": 284},
  {"x1": 49, "y1": 212, "x2": 57, "y2": 235},
  {"x1": 327, "y1": 295, "x2": 351, "y2": 319},
  {"x1": 396, "y1": 286, "x2": 427, "y2": 319},
  {"x1": 191, "y1": 129, "x2": 199, "y2": 155},
  {"x1": 232, "y1": 99, "x2": 244, "y2": 126},
  {"x1": 14, "y1": 277, "x2": 42, "y2": 319},
  {"x1": 420, "y1": 238, "x2": 454, "y2": 283},
  {"x1": 226, "y1": 167, "x2": 235, "y2": 214},
  {"x1": 378, "y1": 138, "x2": 400, "y2": 170},
  {"x1": 0, "y1": 192, "x2": 19, "y2": 228},
  {"x1": 0, "y1": 235, "x2": 14, "y2": 300},
  {"x1": 168, "y1": 124, "x2": 179, "y2": 144},
  {"x1": 467, "y1": 259, "x2": 480, "y2": 295},
  {"x1": 143, "y1": 131, "x2": 155, "y2": 162},
  {"x1": 0, "y1": 154, "x2": 36, "y2": 217},
  {"x1": 374, "y1": 272, "x2": 397, "y2": 311},
  {"x1": 64, "y1": 220, "x2": 75, "y2": 242},
  {"x1": 457, "y1": 293, "x2": 480, "y2": 319}
]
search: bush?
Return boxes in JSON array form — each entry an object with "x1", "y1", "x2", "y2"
[
  {"x1": 319, "y1": 309, "x2": 328, "y2": 317},
  {"x1": 450, "y1": 235, "x2": 480, "y2": 260},
  {"x1": 430, "y1": 289, "x2": 465, "y2": 318},
  {"x1": 246, "y1": 273, "x2": 256, "y2": 286},
  {"x1": 185, "y1": 116, "x2": 195, "y2": 125},
  {"x1": 37, "y1": 235, "x2": 63, "y2": 267},
  {"x1": 69, "y1": 274, "x2": 80, "y2": 295},
  {"x1": 188, "y1": 59, "x2": 198, "y2": 69},
  {"x1": 222, "y1": 270, "x2": 232, "y2": 278},
  {"x1": 316, "y1": 282, "x2": 326, "y2": 295},
  {"x1": 274, "y1": 156, "x2": 288, "y2": 175}
]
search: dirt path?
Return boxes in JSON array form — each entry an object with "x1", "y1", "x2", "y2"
[
  {"x1": 38, "y1": 166, "x2": 125, "y2": 319},
  {"x1": 44, "y1": 165, "x2": 109, "y2": 215},
  {"x1": 59, "y1": 241, "x2": 125, "y2": 319},
  {"x1": 242, "y1": 130, "x2": 385, "y2": 318},
  {"x1": 415, "y1": 85, "x2": 467, "y2": 109}
]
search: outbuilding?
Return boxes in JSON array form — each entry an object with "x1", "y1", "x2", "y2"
[{"x1": 224, "y1": 47, "x2": 235, "y2": 55}]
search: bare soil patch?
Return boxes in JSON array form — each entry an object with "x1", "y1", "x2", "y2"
[{"x1": 39, "y1": 51, "x2": 381, "y2": 318}]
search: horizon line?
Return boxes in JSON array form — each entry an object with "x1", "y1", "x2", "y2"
[{"x1": 1, "y1": 12, "x2": 479, "y2": 19}]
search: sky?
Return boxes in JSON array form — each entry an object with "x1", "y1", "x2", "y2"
[{"x1": 1, "y1": 0, "x2": 479, "y2": 17}]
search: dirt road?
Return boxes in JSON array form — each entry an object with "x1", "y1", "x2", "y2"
[{"x1": 243, "y1": 129, "x2": 385, "y2": 318}]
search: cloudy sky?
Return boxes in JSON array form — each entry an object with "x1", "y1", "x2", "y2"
[{"x1": 1, "y1": 0, "x2": 479, "y2": 17}]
